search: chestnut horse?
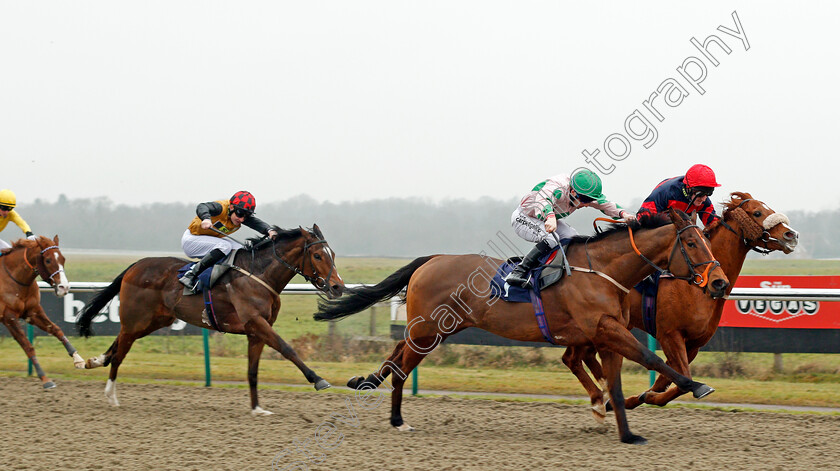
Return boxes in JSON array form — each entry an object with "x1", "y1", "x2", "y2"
[
  {"x1": 0, "y1": 235, "x2": 84, "y2": 388},
  {"x1": 564, "y1": 193, "x2": 798, "y2": 418},
  {"x1": 76, "y1": 225, "x2": 344, "y2": 416},
  {"x1": 315, "y1": 209, "x2": 729, "y2": 444}
]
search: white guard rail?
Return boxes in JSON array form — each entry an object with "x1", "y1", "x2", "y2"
[{"x1": 38, "y1": 282, "x2": 840, "y2": 321}]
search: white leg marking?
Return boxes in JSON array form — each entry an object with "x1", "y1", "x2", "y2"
[
  {"x1": 104, "y1": 379, "x2": 120, "y2": 407},
  {"x1": 394, "y1": 423, "x2": 415, "y2": 432},
  {"x1": 86, "y1": 354, "x2": 106, "y2": 369},
  {"x1": 251, "y1": 406, "x2": 274, "y2": 417},
  {"x1": 72, "y1": 352, "x2": 86, "y2": 369}
]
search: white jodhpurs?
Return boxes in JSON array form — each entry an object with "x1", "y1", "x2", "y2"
[
  {"x1": 510, "y1": 207, "x2": 578, "y2": 248},
  {"x1": 181, "y1": 229, "x2": 243, "y2": 259},
  {"x1": 0, "y1": 239, "x2": 10, "y2": 250}
]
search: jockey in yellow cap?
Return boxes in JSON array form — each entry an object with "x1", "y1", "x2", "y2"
[{"x1": 0, "y1": 189, "x2": 36, "y2": 250}]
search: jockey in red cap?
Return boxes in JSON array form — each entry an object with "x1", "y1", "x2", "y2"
[{"x1": 637, "y1": 164, "x2": 721, "y2": 226}]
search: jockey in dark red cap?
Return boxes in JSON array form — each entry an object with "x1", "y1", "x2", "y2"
[{"x1": 637, "y1": 164, "x2": 721, "y2": 226}]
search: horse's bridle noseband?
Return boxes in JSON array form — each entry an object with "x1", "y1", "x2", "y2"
[
  {"x1": 627, "y1": 222, "x2": 720, "y2": 287},
  {"x1": 716, "y1": 199, "x2": 789, "y2": 255}
]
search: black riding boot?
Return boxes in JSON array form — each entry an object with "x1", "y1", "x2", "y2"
[
  {"x1": 505, "y1": 240, "x2": 553, "y2": 289},
  {"x1": 179, "y1": 249, "x2": 226, "y2": 293}
]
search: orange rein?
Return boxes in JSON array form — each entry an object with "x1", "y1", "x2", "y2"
[{"x1": 592, "y1": 217, "x2": 714, "y2": 288}]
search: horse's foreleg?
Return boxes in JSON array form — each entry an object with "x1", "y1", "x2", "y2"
[
  {"x1": 594, "y1": 316, "x2": 713, "y2": 400},
  {"x1": 25, "y1": 305, "x2": 85, "y2": 369},
  {"x1": 598, "y1": 349, "x2": 646, "y2": 445},
  {"x1": 2, "y1": 314, "x2": 55, "y2": 389},
  {"x1": 630, "y1": 341, "x2": 698, "y2": 408},
  {"x1": 246, "y1": 336, "x2": 272, "y2": 416},
  {"x1": 247, "y1": 316, "x2": 330, "y2": 391},
  {"x1": 562, "y1": 346, "x2": 606, "y2": 423}
]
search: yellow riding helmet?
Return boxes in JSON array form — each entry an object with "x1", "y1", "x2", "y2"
[{"x1": 0, "y1": 189, "x2": 16, "y2": 208}]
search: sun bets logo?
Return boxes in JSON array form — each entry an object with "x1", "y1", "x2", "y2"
[{"x1": 735, "y1": 280, "x2": 819, "y2": 323}]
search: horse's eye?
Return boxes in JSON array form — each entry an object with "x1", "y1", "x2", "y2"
[
  {"x1": 314, "y1": 254, "x2": 322, "y2": 260},
  {"x1": 753, "y1": 210, "x2": 761, "y2": 217},
  {"x1": 687, "y1": 242, "x2": 696, "y2": 248}
]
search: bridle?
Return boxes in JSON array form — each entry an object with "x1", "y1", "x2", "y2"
[
  {"x1": 629, "y1": 223, "x2": 719, "y2": 287},
  {"x1": 265, "y1": 237, "x2": 338, "y2": 291},
  {"x1": 595, "y1": 217, "x2": 720, "y2": 287},
  {"x1": 713, "y1": 199, "x2": 789, "y2": 255},
  {"x1": 1, "y1": 244, "x2": 64, "y2": 287}
]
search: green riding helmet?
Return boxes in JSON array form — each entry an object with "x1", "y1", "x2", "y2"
[{"x1": 570, "y1": 169, "x2": 607, "y2": 203}]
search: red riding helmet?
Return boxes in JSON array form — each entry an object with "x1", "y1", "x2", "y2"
[
  {"x1": 230, "y1": 191, "x2": 256, "y2": 215},
  {"x1": 684, "y1": 164, "x2": 721, "y2": 188}
]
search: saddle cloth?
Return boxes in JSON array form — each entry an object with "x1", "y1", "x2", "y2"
[
  {"x1": 489, "y1": 245, "x2": 571, "y2": 303},
  {"x1": 177, "y1": 249, "x2": 239, "y2": 296}
]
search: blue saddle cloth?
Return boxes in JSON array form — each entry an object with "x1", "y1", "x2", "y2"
[
  {"x1": 177, "y1": 262, "x2": 221, "y2": 331},
  {"x1": 633, "y1": 271, "x2": 663, "y2": 336},
  {"x1": 177, "y1": 263, "x2": 214, "y2": 292},
  {"x1": 489, "y1": 247, "x2": 563, "y2": 303}
]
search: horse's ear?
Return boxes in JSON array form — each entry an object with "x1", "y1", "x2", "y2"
[
  {"x1": 54, "y1": 235, "x2": 59, "y2": 245},
  {"x1": 312, "y1": 224, "x2": 324, "y2": 238},
  {"x1": 298, "y1": 226, "x2": 307, "y2": 237},
  {"x1": 689, "y1": 211, "x2": 698, "y2": 224}
]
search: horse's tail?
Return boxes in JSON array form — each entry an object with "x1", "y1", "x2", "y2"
[
  {"x1": 77, "y1": 263, "x2": 136, "y2": 337},
  {"x1": 314, "y1": 255, "x2": 436, "y2": 321}
]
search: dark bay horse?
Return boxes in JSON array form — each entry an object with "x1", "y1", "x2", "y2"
[
  {"x1": 0, "y1": 236, "x2": 84, "y2": 388},
  {"x1": 76, "y1": 225, "x2": 344, "y2": 416},
  {"x1": 564, "y1": 192, "x2": 798, "y2": 418},
  {"x1": 315, "y1": 209, "x2": 729, "y2": 444}
]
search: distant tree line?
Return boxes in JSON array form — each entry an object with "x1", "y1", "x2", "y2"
[{"x1": 13, "y1": 194, "x2": 832, "y2": 259}]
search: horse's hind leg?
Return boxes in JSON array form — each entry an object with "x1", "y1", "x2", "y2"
[
  {"x1": 347, "y1": 340, "x2": 407, "y2": 390},
  {"x1": 2, "y1": 314, "x2": 55, "y2": 389},
  {"x1": 85, "y1": 338, "x2": 119, "y2": 369},
  {"x1": 104, "y1": 317, "x2": 175, "y2": 407},
  {"x1": 246, "y1": 316, "x2": 330, "y2": 391},
  {"x1": 562, "y1": 345, "x2": 607, "y2": 423},
  {"x1": 25, "y1": 304, "x2": 85, "y2": 369},
  {"x1": 388, "y1": 336, "x2": 438, "y2": 432},
  {"x1": 598, "y1": 349, "x2": 646, "y2": 445},
  {"x1": 246, "y1": 336, "x2": 272, "y2": 416}
]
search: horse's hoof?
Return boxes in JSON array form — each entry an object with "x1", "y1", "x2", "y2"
[
  {"x1": 314, "y1": 379, "x2": 331, "y2": 391},
  {"x1": 692, "y1": 384, "x2": 715, "y2": 399},
  {"x1": 42, "y1": 381, "x2": 56, "y2": 390},
  {"x1": 73, "y1": 352, "x2": 86, "y2": 369},
  {"x1": 251, "y1": 406, "x2": 274, "y2": 417},
  {"x1": 590, "y1": 406, "x2": 606, "y2": 424},
  {"x1": 346, "y1": 376, "x2": 364, "y2": 389},
  {"x1": 622, "y1": 434, "x2": 648, "y2": 445},
  {"x1": 394, "y1": 423, "x2": 415, "y2": 432}
]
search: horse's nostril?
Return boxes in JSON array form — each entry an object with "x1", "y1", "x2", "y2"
[{"x1": 785, "y1": 231, "x2": 798, "y2": 241}]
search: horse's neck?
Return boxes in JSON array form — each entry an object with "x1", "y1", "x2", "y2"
[
  {"x1": 708, "y1": 223, "x2": 751, "y2": 289},
  {"x1": 253, "y1": 241, "x2": 303, "y2": 288},
  {"x1": 576, "y1": 226, "x2": 672, "y2": 288},
  {"x1": 2, "y1": 248, "x2": 37, "y2": 285}
]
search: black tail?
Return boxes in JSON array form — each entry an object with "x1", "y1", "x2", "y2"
[
  {"x1": 314, "y1": 256, "x2": 436, "y2": 321},
  {"x1": 77, "y1": 263, "x2": 136, "y2": 337}
]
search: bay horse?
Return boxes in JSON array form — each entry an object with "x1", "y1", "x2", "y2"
[
  {"x1": 315, "y1": 209, "x2": 729, "y2": 444},
  {"x1": 0, "y1": 235, "x2": 84, "y2": 389},
  {"x1": 564, "y1": 192, "x2": 798, "y2": 418},
  {"x1": 76, "y1": 225, "x2": 344, "y2": 416}
]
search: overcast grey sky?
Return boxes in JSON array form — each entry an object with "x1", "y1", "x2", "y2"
[{"x1": 2, "y1": 1, "x2": 838, "y2": 213}]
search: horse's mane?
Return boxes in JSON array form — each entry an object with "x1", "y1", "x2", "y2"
[
  {"x1": 567, "y1": 213, "x2": 673, "y2": 246},
  {"x1": 703, "y1": 191, "x2": 754, "y2": 236},
  {"x1": 244, "y1": 225, "x2": 322, "y2": 251},
  {"x1": 0, "y1": 237, "x2": 40, "y2": 255}
]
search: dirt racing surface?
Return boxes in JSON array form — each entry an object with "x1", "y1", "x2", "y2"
[{"x1": 1, "y1": 376, "x2": 838, "y2": 471}]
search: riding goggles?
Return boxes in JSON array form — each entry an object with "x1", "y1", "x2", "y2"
[
  {"x1": 0, "y1": 205, "x2": 12, "y2": 212},
  {"x1": 232, "y1": 208, "x2": 252, "y2": 218}
]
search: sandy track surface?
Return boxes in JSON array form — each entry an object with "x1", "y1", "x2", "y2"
[{"x1": 2, "y1": 377, "x2": 837, "y2": 471}]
